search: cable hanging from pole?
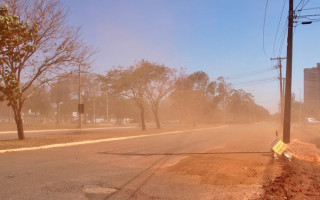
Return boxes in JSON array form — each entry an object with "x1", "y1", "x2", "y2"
[{"x1": 224, "y1": 66, "x2": 277, "y2": 80}]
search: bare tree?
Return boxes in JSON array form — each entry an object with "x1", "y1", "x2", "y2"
[{"x1": 0, "y1": 0, "x2": 95, "y2": 139}]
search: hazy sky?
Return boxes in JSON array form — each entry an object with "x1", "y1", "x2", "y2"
[{"x1": 63, "y1": 0, "x2": 320, "y2": 113}]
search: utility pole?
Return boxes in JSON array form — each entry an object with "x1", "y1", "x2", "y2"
[
  {"x1": 283, "y1": 0, "x2": 294, "y2": 144},
  {"x1": 271, "y1": 57, "x2": 286, "y2": 127}
]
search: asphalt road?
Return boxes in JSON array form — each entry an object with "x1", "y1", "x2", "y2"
[
  {"x1": 0, "y1": 126, "x2": 138, "y2": 140},
  {"x1": 0, "y1": 123, "x2": 292, "y2": 200}
]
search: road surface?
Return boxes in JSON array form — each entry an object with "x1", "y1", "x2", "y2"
[{"x1": 0, "y1": 123, "x2": 296, "y2": 200}]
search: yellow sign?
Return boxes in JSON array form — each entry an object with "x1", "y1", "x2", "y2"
[{"x1": 271, "y1": 139, "x2": 287, "y2": 155}]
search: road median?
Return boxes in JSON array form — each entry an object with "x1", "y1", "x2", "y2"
[{"x1": 0, "y1": 125, "x2": 226, "y2": 154}]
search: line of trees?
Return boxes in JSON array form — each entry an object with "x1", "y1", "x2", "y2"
[
  {"x1": 103, "y1": 61, "x2": 271, "y2": 130},
  {"x1": 103, "y1": 60, "x2": 176, "y2": 130}
]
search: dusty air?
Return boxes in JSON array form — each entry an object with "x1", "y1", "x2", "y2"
[{"x1": 0, "y1": 0, "x2": 320, "y2": 199}]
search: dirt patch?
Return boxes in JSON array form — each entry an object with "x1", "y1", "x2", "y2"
[
  {"x1": 288, "y1": 139, "x2": 320, "y2": 165},
  {"x1": 168, "y1": 153, "x2": 273, "y2": 185},
  {"x1": 166, "y1": 152, "x2": 282, "y2": 200},
  {"x1": 257, "y1": 158, "x2": 320, "y2": 200},
  {"x1": 257, "y1": 139, "x2": 320, "y2": 200}
]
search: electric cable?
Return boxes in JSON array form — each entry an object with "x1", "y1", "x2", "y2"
[
  {"x1": 263, "y1": 0, "x2": 270, "y2": 57},
  {"x1": 298, "y1": 7, "x2": 320, "y2": 11},
  {"x1": 231, "y1": 77, "x2": 278, "y2": 86},
  {"x1": 224, "y1": 66, "x2": 276, "y2": 80},
  {"x1": 273, "y1": 0, "x2": 287, "y2": 57},
  {"x1": 232, "y1": 79, "x2": 277, "y2": 88}
]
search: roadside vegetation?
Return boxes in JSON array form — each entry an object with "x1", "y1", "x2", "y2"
[
  {"x1": 0, "y1": 0, "x2": 272, "y2": 140},
  {"x1": 0, "y1": 0, "x2": 303, "y2": 140}
]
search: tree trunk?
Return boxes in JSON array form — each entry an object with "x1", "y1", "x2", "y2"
[
  {"x1": 140, "y1": 106, "x2": 146, "y2": 130},
  {"x1": 12, "y1": 105, "x2": 25, "y2": 140},
  {"x1": 152, "y1": 106, "x2": 161, "y2": 129}
]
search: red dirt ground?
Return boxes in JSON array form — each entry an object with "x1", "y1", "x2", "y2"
[{"x1": 257, "y1": 138, "x2": 320, "y2": 200}]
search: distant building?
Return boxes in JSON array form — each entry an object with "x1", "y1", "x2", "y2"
[{"x1": 304, "y1": 63, "x2": 320, "y2": 116}]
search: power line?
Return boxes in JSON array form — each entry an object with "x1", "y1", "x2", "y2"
[
  {"x1": 231, "y1": 77, "x2": 278, "y2": 86},
  {"x1": 297, "y1": 14, "x2": 320, "y2": 18},
  {"x1": 294, "y1": 0, "x2": 320, "y2": 24},
  {"x1": 275, "y1": 0, "x2": 311, "y2": 57},
  {"x1": 298, "y1": 6, "x2": 320, "y2": 11},
  {"x1": 300, "y1": 0, "x2": 311, "y2": 10},
  {"x1": 294, "y1": 0, "x2": 311, "y2": 23},
  {"x1": 232, "y1": 79, "x2": 277, "y2": 88},
  {"x1": 274, "y1": 21, "x2": 287, "y2": 57},
  {"x1": 263, "y1": 0, "x2": 270, "y2": 57},
  {"x1": 294, "y1": 0, "x2": 305, "y2": 11},
  {"x1": 273, "y1": 0, "x2": 287, "y2": 57},
  {"x1": 273, "y1": 0, "x2": 311, "y2": 50},
  {"x1": 224, "y1": 66, "x2": 276, "y2": 80}
]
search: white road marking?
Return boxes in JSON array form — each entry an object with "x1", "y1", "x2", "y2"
[
  {"x1": 0, "y1": 126, "x2": 227, "y2": 154},
  {"x1": 0, "y1": 126, "x2": 137, "y2": 134}
]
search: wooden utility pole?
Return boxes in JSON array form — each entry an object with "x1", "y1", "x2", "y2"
[
  {"x1": 271, "y1": 57, "x2": 286, "y2": 127},
  {"x1": 283, "y1": 0, "x2": 294, "y2": 144}
]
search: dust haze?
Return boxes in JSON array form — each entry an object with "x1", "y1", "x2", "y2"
[{"x1": 1, "y1": 0, "x2": 320, "y2": 200}]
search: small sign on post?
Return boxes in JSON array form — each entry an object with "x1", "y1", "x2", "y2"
[
  {"x1": 78, "y1": 104, "x2": 84, "y2": 114},
  {"x1": 270, "y1": 137, "x2": 287, "y2": 155}
]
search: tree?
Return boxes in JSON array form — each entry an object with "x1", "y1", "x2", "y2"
[
  {"x1": 228, "y1": 89, "x2": 254, "y2": 121},
  {"x1": 143, "y1": 61, "x2": 176, "y2": 129},
  {"x1": 170, "y1": 71, "x2": 217, "y2": 125},
  {"x1": 226, "y1": 88, "x2": 270, "y2": 122},
  {"x1": 168, "y1": 73, "x2": 270, "y2": 124},
  {"x1": 0, "y1": 1, "x2": 94, "y2": 140},
  {"x1": 105, "y1": 61, "x2": 151, "y2": 130}
]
